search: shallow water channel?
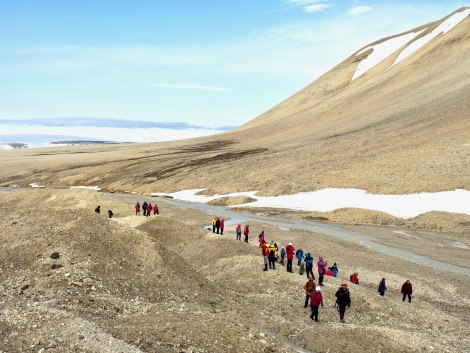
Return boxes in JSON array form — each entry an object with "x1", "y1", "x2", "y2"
[{"x1": 156, "y1": 197, "x2": 470, "y2": 277}]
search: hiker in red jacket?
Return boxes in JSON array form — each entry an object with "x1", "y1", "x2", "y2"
[
  {"x1": 310, "y1": 286, "x2": 324, "y2": 322},
  {"x1": 146, "y1": 203, "x2": 152, "y2": 217},
  {"x1": 261, "y1": 243, "x2": 269, "y2": 272},
  {"x1": 243, "y1": 225, "x2": 249, "y2": 242},
  {"x1": 285, "y1": 242, "x2": 295, "y2": 273},
  {"x1": 220, "y1": 218, "x2": 224, "y2": 235},
  {"x1": 401, "y1": 280, "x2": 413, "y2": 303},
  {"x1": 153, "y1": 204, "x2": 159, "y2": 215},
  {"x1": 258, "y1": 231, "x2": 265, "y2": 247},
  {"x1": 135, "y1": 202, "x2": 140, "y2": 216}
]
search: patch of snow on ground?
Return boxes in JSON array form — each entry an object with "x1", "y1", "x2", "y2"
[
  {"x1": 352, "y1": 30, "x2": 424, "y2": 80},
  {"x1": 165, "y1": 188, "x2": 470, "y2": 219},
  {"x1": 393, "y1": 8, "x2": 470, "y2": 65},
  {"x1": 166, "y1": 189, "x2": 259, "y2": 203},
  {"x1": 70, "y1": 186, "x2": 102, "y2": 191}
]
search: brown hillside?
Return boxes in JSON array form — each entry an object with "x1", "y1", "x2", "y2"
[
  {"x1": 1, "y1": 12, "x2": 469, "y2": 201},
  {"x1": 0, "y1": 10, "x2": 469, "y2": 211},
  {"x1": 1, "y1": 9, "x2": 470, "y2": 353}
]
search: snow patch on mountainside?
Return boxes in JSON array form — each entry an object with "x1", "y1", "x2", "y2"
[
  {"x1": 352, "y1": 8, "x2": 470, "y2": 81},
  {"x1": 393, "y1": 8, "x2": 470, "y2": 65},
  {"x1": 352, "y1": 30, "x2": 424, "y2": 81}
]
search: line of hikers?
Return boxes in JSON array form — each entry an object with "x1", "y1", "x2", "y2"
[
  {"x1": 135, "y1": 201, "x2": 159, "y2": 217},
  {"x1": 209, "y1": 221, "x2": 415, "y2": 323},
  {"x1": 303, "y1": 275, "x2": 414, "y2": 323},
  {"x1": 257, "y1": 235, "x2": 415, "y2": 323}
]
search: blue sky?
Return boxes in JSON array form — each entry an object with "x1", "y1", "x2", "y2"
[{"x1": 0, "y1": 0, "x2": 468, "y2": 138}]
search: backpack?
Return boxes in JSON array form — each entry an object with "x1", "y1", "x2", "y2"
[
  {"x1": 269, "y1": 249, "x2": 275, "y2": 257},
  {"x1": 305, "y1": 280, "x2": 315, "y2": 295},
  {"x1": 299, "y1": 263, "x2": 305, "y2": 275}
]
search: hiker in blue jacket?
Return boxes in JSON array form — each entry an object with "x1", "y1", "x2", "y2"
[
  {"x1": 279, "y1": 247, "x2": 286, "y2": 266},
  {"x1": 378, "y1": 278, "x2": 387, "y2": 296},
  {"x1": 296, "y1": 249, "x2": 304, "y2": 266},
  {"x1": 304, "y1": 253, "x2": 315, "y2": 279}
]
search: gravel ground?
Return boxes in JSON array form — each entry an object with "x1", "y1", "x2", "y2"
[{"x1": 1, "y1": 188, "x2": 468, "y2": 353}]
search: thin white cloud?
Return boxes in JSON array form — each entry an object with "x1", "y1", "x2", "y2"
[
  {"x1": 151, "y1": 83, "x2": 230, "y2": 91},
  {"x1": 285, "y1": 0, "x2": 332, "y2": 13},
  {"x1": 305, "y1": 4, "x2": 332, "y2": 12},
  {"x1": 349, "y1": 6, "x2": 373, "y2": 15}
]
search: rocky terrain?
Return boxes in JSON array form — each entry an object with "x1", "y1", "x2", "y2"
[
  {"x1": 1, "y1": 8, "x2": 470, "y2": 353},
  {"x1": 0, "y1": 188, "x2": 469, "y2": 353}
]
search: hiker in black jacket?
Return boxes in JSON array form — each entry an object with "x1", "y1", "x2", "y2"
[{"x1": 335, "y1": 283, "x2": 351, "y2": 323}]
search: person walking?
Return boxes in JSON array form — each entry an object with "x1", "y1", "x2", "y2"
[
  {"x1": 236, "y1": 224, "x2": 242, "y2": 240},
  {"x1": 258, "y1": 231, "x2": 265, "y2": 247},
  {"x1": 146, "y1": 203, "x2": 152, "y2": 217},
  {"x1": 153, "y1": 204, "x2": 159, "y2": 215},
  {"x1": 285, "y1": 242, "x2": 295, "y2": 273},
  {"x1": 279, "y1": 246, "x2": 286, "y2": 266},
  {"x1": 401, "y1": 280, "x2": 413, "y2": 303},
  {"x1": 310, "y1": 286, "x2": 323, "y2": 322},
  {"x1": 135, "y1": 202, "x2": 140, "y2": 216},
  {"x1": 215, "y1": 217, "x2": 221, "y2": 234},
  {"x1": 267, "y1": 242, "x2": 278, "y2": 269},
  {"x1": 212, "y1": 217, "x2": 217, "y2": 233},
  {"x1": 304, "y1": 252, "x2": 315, "y2": 279},
  {"x1": 220, "y1": 218, "x2": 224, "y2": 235},
  {"x1": 303, "y1": 275, "x2": 316, "y2": 308},
  {"x1": 317, "y1": 257, "x2": 328, "y2": 286},
  {"x1": 296, "y1": 249, "x2": 304, "y2": 266},
  {"x1": 142, "y1": 201, "x2": 148, "y2": 216},
  {"x1": 262, "y1": 243, "x2": 269, "y2": 272},
  {"x1": 107, "y1": 210, "x2": 113, "y2": 218},
  {"x1": 378, "y1": 278, "x2": 387, "y2": 296},
  {"x1": 95, "y1": 205, "x2": 100, "y2": 214},
  {"x1": 335, "y1": 283, "x2": 351, "y2": 323},
  {"x1": 243, "y1": 225, "x2": 250, "y2": 242}
]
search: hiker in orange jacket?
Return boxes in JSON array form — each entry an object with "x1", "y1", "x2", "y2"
[{"x1": 303, "y1": 275, "x2": 316, "y2": 308}]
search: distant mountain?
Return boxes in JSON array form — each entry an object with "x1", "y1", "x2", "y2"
[
  {"x1": 234, "y1": 7, "x2": 470, "y2": 146},
  {"x1": 0, "y1": 134, "x2": 116, "y2": 150},
  {"x1": 0, "y1": 8, "x2": 469, "y2": 197}
]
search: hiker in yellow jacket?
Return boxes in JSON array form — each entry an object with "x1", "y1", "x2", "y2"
[{"x1": 212, "y1": 217, "x2": 216, "y2": 233}]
